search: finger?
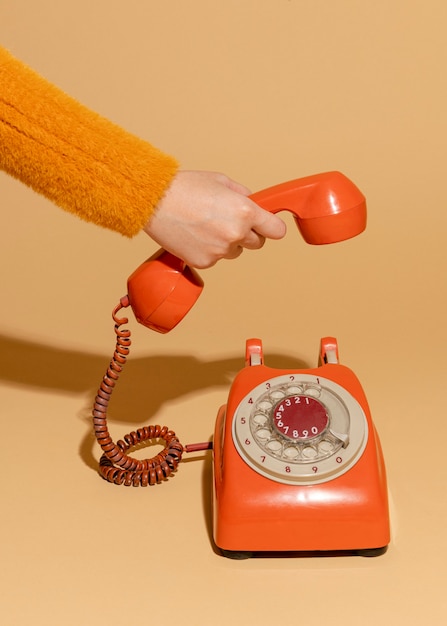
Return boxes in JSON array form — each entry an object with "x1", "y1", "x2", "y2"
[
  {"x1": 251, "y1": 206, "x2": 287, "y2": 240},
  {"x1": 241, "y1": 230, "x2": 266, "y2": 250},
  {"x1": 222, "y1": 245, "x2": 244, "y2": 260}
]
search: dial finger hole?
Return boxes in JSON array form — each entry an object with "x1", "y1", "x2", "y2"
[
  {"x1": 302, "y1": 446, "x2": 318, "y2": 459},
  {"x1": 253, "y1": 413, "x2": 268, "y2": 426},
  {"x1": 304, "y1": 385, "x2": 321, "y2": 398},
  {"x1": 284, "y1": 446, "x2": 300, "y2": 459},
  {"x1": 256, "y1": 428, "x2": 271, "y2": 441},
  {"x1": 287, "y1": 385, "x2": 304, "y2": 394},
  {"x1": 318, "y1": 440, "x2": 334, "y2": 454},
  {"x1": 270, "y1": 390, "x2": 285, "y2": 401},
  {"x1": 266, "y1": 439, "x2": 282, "y2": 453}
]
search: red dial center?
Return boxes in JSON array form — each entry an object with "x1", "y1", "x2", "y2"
[{"x1": 273, "y1": 395, "x2": 329, "y2": 441}]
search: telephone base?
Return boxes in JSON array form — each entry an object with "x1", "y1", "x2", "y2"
[
  {"x1": 212, "y1": 337, "x2": 390, "y2": 557},
  {"x1": 219, "y1": 546, "x2": 388, "y2": 560}
]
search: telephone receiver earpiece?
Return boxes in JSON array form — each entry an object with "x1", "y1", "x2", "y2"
[
  {"x1": 124, "y1": 171, "x2": 366, "y2": 333},
  {"x1": 249, "y1": 170, "x2": 366, "y2": 245}
]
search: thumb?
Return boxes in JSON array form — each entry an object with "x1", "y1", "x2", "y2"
[{"x1": 251, "y1": 206, "x2": 287, "y2": 240}]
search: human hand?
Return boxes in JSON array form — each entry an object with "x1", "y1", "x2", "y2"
[{"x1": 143, "y1": 170, "x2": 287, "y2": 269}]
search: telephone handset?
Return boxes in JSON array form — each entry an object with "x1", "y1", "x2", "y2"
[
  {"x1": 92, "y1": 171, "x2": 390, "y2": 557},
  {"x1": 123, "y1": 171, "x2": 366, "y2": 334}
]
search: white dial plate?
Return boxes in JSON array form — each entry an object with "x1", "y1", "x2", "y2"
[{"x1": 232, "y1": 374, "x2": 368, "y2": 485}]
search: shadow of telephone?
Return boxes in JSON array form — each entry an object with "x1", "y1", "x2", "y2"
[{"x1": 92, "y1": 171, "x2": 390, "y2": 558}]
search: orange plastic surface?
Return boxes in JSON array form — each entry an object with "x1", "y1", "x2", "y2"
[
  {"x1": 319, "y1": 336, "x2": 340, "y2": 364},
  {"x1": 245, "y1": 338, "x2": 264, "y2": 366},
  {"x1": 126, "y1": 250, "x2": 204, "y2": 333},
  {"x1": 212, "y1": 341, "x2": 389, "y2": 554},
  {"x1": 250, "y1": 171, "x2": 366, "y2": 244}
]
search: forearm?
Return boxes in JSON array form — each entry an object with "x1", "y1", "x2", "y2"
[{"x1": 0, "y1": 46, "x2": 178, "y2": 237}]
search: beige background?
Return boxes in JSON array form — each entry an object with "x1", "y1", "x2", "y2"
[{"x1": 1, "y1": 1, "x2": 447, "y2": 624}]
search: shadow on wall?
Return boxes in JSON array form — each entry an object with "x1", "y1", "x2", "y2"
[
  {"x1": 0, "y1": 332, "x2": 307, "y2": 460},
  {"x1": 0, "y1": 333, "x2": 307, "y2": 415}
]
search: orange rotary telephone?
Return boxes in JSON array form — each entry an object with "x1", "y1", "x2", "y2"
[{"x1": 92, "y1": 171, "x2": 390, "y2": 558}]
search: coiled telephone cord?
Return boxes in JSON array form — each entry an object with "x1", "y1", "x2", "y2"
[{"x1": 92, "y1": 301, "x2": 210, "y2": 486}]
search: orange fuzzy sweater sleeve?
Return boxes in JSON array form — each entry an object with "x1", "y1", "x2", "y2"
[{"x1": 0, "y1": 46, "x2": 179, "y2": 237}]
